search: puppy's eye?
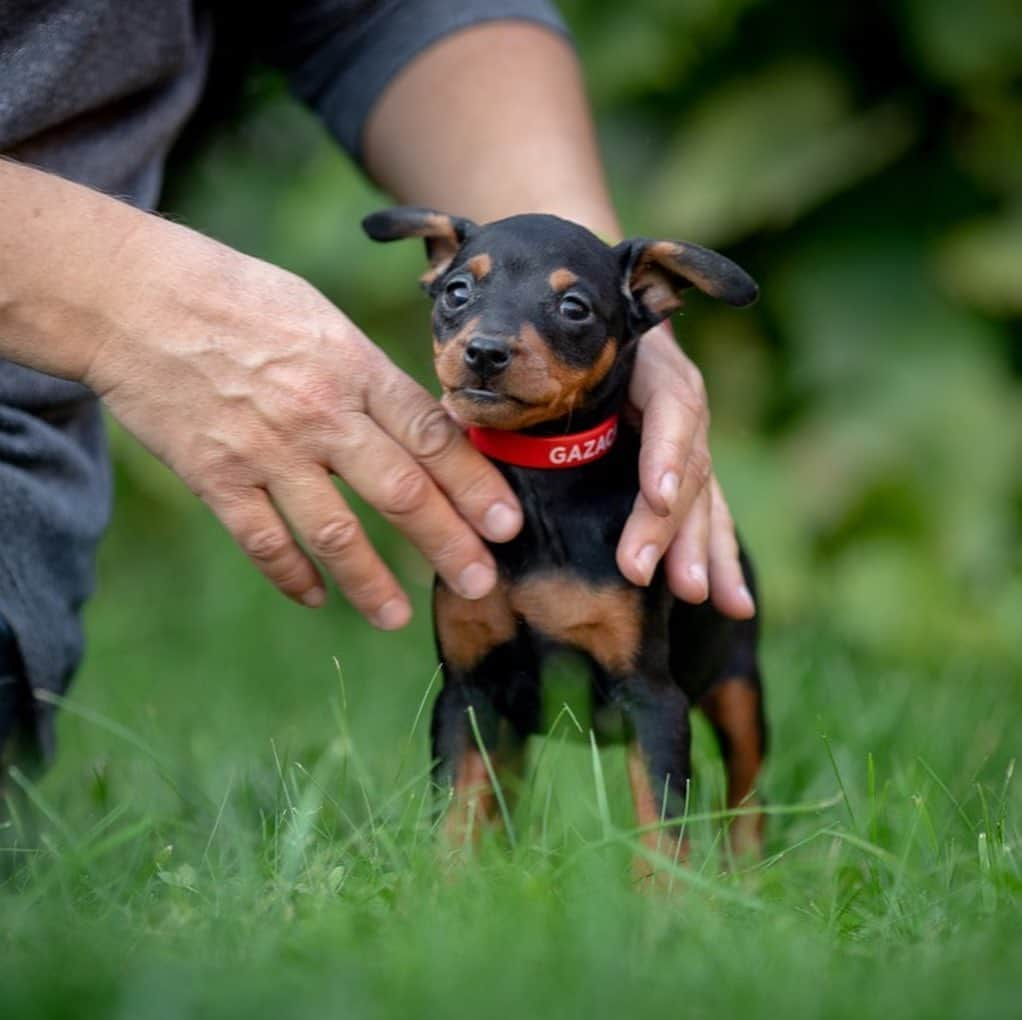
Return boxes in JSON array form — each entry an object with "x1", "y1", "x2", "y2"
[
  {"x1": 443, "y1": 277, "x2": 472, "y2": 310},
  {"x1": 559, "y1": 294, "x2": 591, "y2": 321}
]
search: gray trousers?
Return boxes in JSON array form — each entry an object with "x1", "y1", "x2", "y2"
[{"x1": 0, "y1": 362, "x2": 111, "y2": 768}]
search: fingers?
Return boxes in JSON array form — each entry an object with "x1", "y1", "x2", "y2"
[
  {"x1": 634, "y1": 385, "x2": 705, "y2": 519},
  {"x1": 367, "y1": 371, "x2": 523, "y2": 542},
  {"x1": 329, "y1": 413, "x2": 501, "y2": 602},
  {"x1": 704, "y1": 478, "x2": 756, "y2": 620},
  {"x1": 209, "y1": 488, "x2": 327, "y2": 610},
  {"x1": 269, "y1": 472, "x2": 413, "y2": 630},
  {"x1": 629, "y1": 322, "x2": 711, "y2": 521},
  {"x1": 616, "y1": 472, "x2": 756, "y2": 620},
  {"x1": 625, "y1": 323, "x2": 755, "y2": 620},
  {"x1": 663, "y1": 477, "x2": 755, "y2": 618},
  {"x1": 663, "y1": 485, "x2": 711, "y2": 604},
  {"x1": 616, "y1": 491, "x2": 670, "y2": 588}
]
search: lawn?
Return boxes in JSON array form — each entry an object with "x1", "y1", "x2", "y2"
[
  {"x1": 4, "y1": 4, "x2": 1021, "y2": 1007},
  {"x1": 2, "y1": 443, "x2": 1019, "y2": 1019}
]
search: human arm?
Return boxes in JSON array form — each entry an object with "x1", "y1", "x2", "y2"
[
  {"x1": 0, "y1": 15, "x2": 753, "y2": 629},
  {"x1": 0, "y1": 157, "x2": 523, "y2": 628},
  {"x1": 362, "y1": 22, "x2": 755, "y2": 618}
]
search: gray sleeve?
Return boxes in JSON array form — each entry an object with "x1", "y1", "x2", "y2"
[{"x1": 266, "y1": 0, "x2": 570, "y2": 164}]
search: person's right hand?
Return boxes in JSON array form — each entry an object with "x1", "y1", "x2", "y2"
[{"x1": 82, "y1": 219, "x2": 523, "y2": 629}]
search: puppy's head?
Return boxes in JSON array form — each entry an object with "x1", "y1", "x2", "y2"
[{"x1": 363, "y1": 207, "x2": 757, "y2": 430}]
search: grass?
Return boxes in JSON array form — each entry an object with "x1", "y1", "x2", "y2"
[{"x1": 2, "y1": 459, "x2": 1020, "y2": 1019}]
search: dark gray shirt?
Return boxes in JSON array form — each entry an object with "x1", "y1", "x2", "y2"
[{"x1": 0, "y1": 0, "x2": 565, "y2": 759}]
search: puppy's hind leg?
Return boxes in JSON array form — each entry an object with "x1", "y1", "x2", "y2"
[{"x1": 699, "y1": 673, "x2": 766, "y2": 860}]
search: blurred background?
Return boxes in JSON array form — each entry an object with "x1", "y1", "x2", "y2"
[{"x1": 51, "y1": 0, "x2": 1021, "y2": 800}]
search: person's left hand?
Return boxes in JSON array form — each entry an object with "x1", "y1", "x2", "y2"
[{"x1": 615, "y1": 322, "x2": 756, "y2": 620}]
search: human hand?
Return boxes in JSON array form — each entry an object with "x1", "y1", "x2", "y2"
[
  {"x1": 83, "y1": 221, "x2": 523, "y2": 629},
  {"x1": 615, "y1": 322, "x2": 756, "y2": 620}
]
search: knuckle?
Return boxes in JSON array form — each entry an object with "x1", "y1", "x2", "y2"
[
  {"x1": 240, "y1": 525, "x2": 293, "y2": 564},
  {"x1": 686, "y1": 448, "x2": 713, "y2": 489},
  {"x1": 379, "y1": 467, "x2": 432, "y2": 517},
  {"x1": 345, "y1": 576, "x2": 396, "y2": 612},
  {"x1": 452, "y1": 462, "x2": 501, "y2": 507},
  {"x1": 309, "y1": 515, "x2": 362, "y2": 559},
  {"x1": 331, "y1": 411, "x2": 370, "y2": 458},
  {"x1": 193, "y1": 444, "x2": 245, "y2": 483},
  {"x1": 429, "y1": 528, "x2": 480, "y2": 572},
  {"x1": 653, "y1": 434, "x2": 687, "y2": 465},
  {"x1": 684, "y1": 364, "x2": 708, "y2": 404},
  {"x1": 671, "y1": 382, "x2": 706, "y2": 422},
  {"x1": 406, "y1": 403, "x2": 460, "y2": 462},
  {"x1": 190, "y1": 433, "x2": 268, "y2": 489},
  {"x1": 277, "y1": 374, "x2": 337, "y2": 428}
]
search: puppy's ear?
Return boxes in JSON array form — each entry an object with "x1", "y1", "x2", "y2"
[
  {"x1": 362, "y1": 206, "x2": 478, "y2": 285},
  {"x1": 615, "y1": 238, "x2": 758, "y2": 332}
]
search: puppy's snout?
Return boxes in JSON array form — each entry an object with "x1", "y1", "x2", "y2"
[{"x1": 464, "y1": 336, "x2": 512, "y2": 379}]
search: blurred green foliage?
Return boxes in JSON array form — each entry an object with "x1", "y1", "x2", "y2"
[
  {"x1": 152, "y1": 0, "x2": 1022, "y2": 668},
  {"x1": 7, "y1": 8, "x2": 1020, "y2": 1013}
]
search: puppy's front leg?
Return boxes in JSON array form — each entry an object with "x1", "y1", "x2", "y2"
[
  {"x1": 432, "y1": 581, "x2": 538, "y2": 849},
  {"x1": 619, "y1": 678, "x2": 693, "y2": 883}
]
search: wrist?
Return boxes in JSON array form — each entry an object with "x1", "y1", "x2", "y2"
[{"x1": 0, "y1": 161, "x2": 159, "y2": 385}]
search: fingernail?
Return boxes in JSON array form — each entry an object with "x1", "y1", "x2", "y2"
[
  {"x1": 483, "y1": 501, "x2": 520, "y2": 542},
  {"x1": 371, "y1": 598, "x2": 411, "y2": 630},
  {"x1": 458, "y1": 562, "x2": 496, "y2": 600},
  {"x1": 658, "y1": 471, "x2": 679, "y2": 508},
  {"x1": 636, "y1": 543, "x2": 659, "y2": 584},
  {"x1": 301, "y1": 586, "x2": 326, "y2": 608},
  {"x1": 688, "y1": 563, "x2": 708, "y2": 600},
  {"x1": 738, "y1": 584, "x2": 756, "y2": 613}
]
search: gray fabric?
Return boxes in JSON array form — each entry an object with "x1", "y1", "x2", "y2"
[
  {"x1": 0, "y1": 371, "x2": 110, "y2": 760},
  {"x1": 0, "y1": 0, "x2": 567, "y2": 762},
  {"x1": 272, "y1": 0, "x2": 569, "y2": 161}
]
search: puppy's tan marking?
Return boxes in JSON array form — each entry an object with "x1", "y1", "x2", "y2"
[
  {"x1": 548, "y1": 267, "x2": 578, "y2": 292},
  {"x1": 415, "y1": 212, "x2": 465, "y2": 285},
  {"x1": 630, "y1": 241, "x2": 688, "y2": 317},
  {"x1": 434, "y1": 580, "x2": 516, "y2": 672},
  {"x1": 433, "y1": 314, "x2": 480, "y2": 368},
  {"x1": 467, "y1": 253, "x2": 492, "y2": 280},
  {"x1": 509, "y1": 574, "x2": 640, "y2": 673},
  {"x1": 443, "y1": 747, "x2": 499, "y2": 846},
  {"x1": 581, "y1": 336, "x2": 617, "y2": 391},
  {"x1": 627, "y1": 741, "x2": 687, "y2": 882},
  {"x1": 699, "y1": 676, "x2": 765, "y2": 858},
  {"x1": 443, "y1": 323, "x2": 619, "y2": 430}
]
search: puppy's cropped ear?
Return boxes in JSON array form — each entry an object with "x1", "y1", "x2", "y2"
[
  {"x1": 362, "y1": 206, "x2": 478, "y2": 285},
  {"x1": 616, "y1": 238, "x2": 758, "y2": 332}
]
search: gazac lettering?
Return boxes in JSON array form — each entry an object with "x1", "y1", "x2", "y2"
[{"x1": 548, "y1": 424, "x2": 617, "y2": 466}]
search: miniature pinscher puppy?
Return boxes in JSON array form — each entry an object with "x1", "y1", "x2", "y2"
[{"x1": 363, "y1": 208, "x2": 765, "y2": 868}]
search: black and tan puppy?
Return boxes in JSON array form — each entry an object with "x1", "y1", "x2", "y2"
[{"x1": 364, "y1": 208, "x2": 765, "y2": 868}]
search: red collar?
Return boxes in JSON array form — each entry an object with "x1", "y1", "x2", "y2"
[{"x1": 467, "y1": 413, "x2": 619, "y2": 470}]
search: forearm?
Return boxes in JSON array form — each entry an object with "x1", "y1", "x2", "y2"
[
  {"x1": 0, "y1": 160, "x2": 156, "y2": 381},
  {"x1": 363, "y1": 22, "x2": 620, "y2": 238},
  {"x1": 364, "y1": 31, "x2": 753, "y2": 618}
]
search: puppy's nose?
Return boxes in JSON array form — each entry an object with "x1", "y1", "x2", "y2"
[{"x1": 464, "y1": 336, "x2": 512, "y2": 378}]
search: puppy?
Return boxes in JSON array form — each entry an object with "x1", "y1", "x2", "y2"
[{"x1": 364, "y1": 208, "x2": 765, "y2": 870}]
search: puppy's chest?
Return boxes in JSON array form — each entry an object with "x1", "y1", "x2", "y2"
[
  {"x1": 490, "y1": 458, "x2": 635, "y2": 584},
  {"x1": 435, "y1": 568, "x2": 646, "y2": 676},
  {"x1": 435, "y1": 456, "x2": 648, "y2": 675}
]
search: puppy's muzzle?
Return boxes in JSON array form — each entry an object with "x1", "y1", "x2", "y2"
[{"x1": 463, "y1": 335, "x2": 512, "y2": 382}]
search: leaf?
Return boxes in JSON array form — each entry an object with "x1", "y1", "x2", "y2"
[
  {"x1": 646, "y1": 62, "x2": 916, "y2": 245},
  {"x1": 938, "y1": 206, "x2": 1022, "y2": 315},
  {"x1": 903, "y1": 0, "x2": 1022, "y2": 88}
]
